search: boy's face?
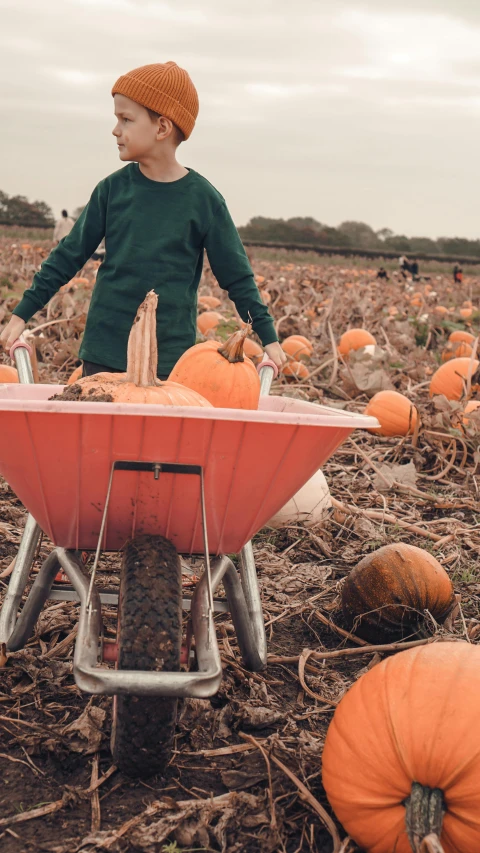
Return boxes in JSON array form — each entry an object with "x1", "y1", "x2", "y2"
[{"x1": 112, "y1": 94, "x2": 159, "y2": 161}]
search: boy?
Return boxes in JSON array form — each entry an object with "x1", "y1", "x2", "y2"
[{"x1": 0, "y1": 61, "x2": 286, "y2": 379}]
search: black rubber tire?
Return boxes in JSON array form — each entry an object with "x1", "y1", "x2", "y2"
[{"x1": 111, "y1": 534, "x2": 182, "y2": 777}]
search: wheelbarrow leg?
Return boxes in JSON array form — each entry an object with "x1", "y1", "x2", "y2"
[
  {"x1": 0, "y1": 339, "x2": 42, "y2": 645},
  {"x1": 6, "y1": 550, "x2": 61, "y2": 651},
  {"x1": 216, "y1": 554, "x2": 266, "y2": 671},
  {"x1": 238, "y1": 541, "x2": 267, "y2": 668},
  {"x1": 0, "y1": 515, "x2": 42, "y2": 644}
]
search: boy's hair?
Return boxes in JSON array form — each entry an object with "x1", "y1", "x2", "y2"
[
  {"x1": 61, "y1": 209, "x2": 68, "y2": 217},
  {"x1": 146, "y1": 108, "x2": 185, "y2": 146}
]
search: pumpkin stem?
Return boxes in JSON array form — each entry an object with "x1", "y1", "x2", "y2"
[
  {"x1": 405, "y1": 782, "x2": 445, "y2": 853},
  {"x1": 125, "y1": 290, "x2": 159, "y2": 386},
  {"x1": 217, "y1": 325, "x2": 251, "y2": 364}
]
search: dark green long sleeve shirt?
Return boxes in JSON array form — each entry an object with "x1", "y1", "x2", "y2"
[{"x1": 13, "y1": 164, "x2": 277, "y2": 376}]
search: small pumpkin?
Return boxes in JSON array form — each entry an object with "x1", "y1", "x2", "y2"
[
  {"x1": 198, "y1": 295, "x2": 221, "y2": 310},
  {"x1": 338, "y1": 329, "x2": 376, "y2": 356},
  {"x1": 429, "y1": 357, "x2": 480, "y2": 401},
  {"x1": 463, "y1": 399, "x2": 480, "y2": 429},
  {"x1": 242, "y1": 338, "x2": 263, "y2": 361},
  {"x1": 0, "y1": 365, "x2": 19, "y2": 383},
  {"x1": 68, "y1": 291, "x2": 212, "y2": 407},
  {"x1": 197, "y1": 311, "x2": 224, "y2": 335},
  {"x1": 282, "y1": 360, "x2": 309, "y2": 380},
  {"x1": 448, "y1": 330, "x2": 475, "y2": 345},
  {"x1": 441, "y1": 341, "x2": 473, "y2": 362},
  {"x1": 67, "y1": 365, "x2": 83, "y2": 385},
  {"x1": 281, "y1": 335, "x2": 313, "y2": 361},
  {"x1": 364, "y1": 390, "x2": 418, "y2": 437},
  {"x1": 459, "y1": 307, "x2": 473, "y2": 319},
  {"x1": 322, "y1": 642, "x2": 480, "y2": 853},
  {"x1": 341, "y1": 542, "x2": 455, "y2": 642},
  {"x1": 169, "y1": 325, "x2": 260, "y2": 409},
  {"x1": 434, "y1": 305, "x2": 449, "y2": 316}
]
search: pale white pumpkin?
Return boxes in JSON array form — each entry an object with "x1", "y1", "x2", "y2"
[{"x1": 267, "y1": 469, "x2": 332, "y2": 529}]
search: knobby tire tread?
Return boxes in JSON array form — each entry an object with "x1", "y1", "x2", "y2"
[{"x1": 111, "y1": 534, "x2": 182, "y2": 777}]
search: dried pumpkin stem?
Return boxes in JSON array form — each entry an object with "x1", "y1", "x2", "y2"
[
  {"x1": 217, "y1": 325, "x2": 251, "y2": 363},
  {"x1": 405, "y1": 782, "x2": 445, "y2": 853},
  {"x1": 125, "y1": 290, "x2": 159, "y2": 387}
]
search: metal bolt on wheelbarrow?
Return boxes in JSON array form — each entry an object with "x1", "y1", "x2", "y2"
[{"x1": 0, "y1": 342, "x2": 379, "y2": 776}]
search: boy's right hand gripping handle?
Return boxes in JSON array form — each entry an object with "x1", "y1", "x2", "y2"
[
  {"x1": 9, "y1": 338, "x2": 35, "y2": 385},
  {"x1": 257, "y1": 354, "x2": 278, "y2": 397}
]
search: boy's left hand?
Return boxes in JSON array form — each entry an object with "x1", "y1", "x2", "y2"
[{"x1": 264, "y1": 342, "x2": 287, "y2": 370}]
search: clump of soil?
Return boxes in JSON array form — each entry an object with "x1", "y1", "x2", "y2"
[{"x1": 49, "y1": 383, "x2": 114, "y2": 403}]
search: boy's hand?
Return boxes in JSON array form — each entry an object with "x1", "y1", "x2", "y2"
[
  {"x1": 264, "y1": 342, "x2": 287, "y2": 370},
  {"x1": 0, "y1": 316, "x2": 26, "y2": 352}
]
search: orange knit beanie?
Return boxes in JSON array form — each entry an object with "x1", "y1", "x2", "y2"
[{"x1": 111, "y1": 61, "x2": 199, "y2": 140}]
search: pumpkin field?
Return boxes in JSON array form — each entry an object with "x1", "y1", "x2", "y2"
[{"x1": 0, "y1": 231, "x2": 480, "y2": 853}]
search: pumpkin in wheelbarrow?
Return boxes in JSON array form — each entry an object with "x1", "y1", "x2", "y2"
[
  {"x1": 62, "y1": 291, "x2": 213, "y2": 407},
  {"x1": 169, "y1": 325, "x2": 260, "y2": 409}
]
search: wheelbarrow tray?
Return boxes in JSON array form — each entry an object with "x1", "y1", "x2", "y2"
[{"x1": 0, "y1": 384, "x2": 377, "y2": 554}]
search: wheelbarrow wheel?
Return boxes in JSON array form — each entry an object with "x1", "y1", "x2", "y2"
[{"x1": 111, "y1": 534, "x2": 182, "y2": 777}]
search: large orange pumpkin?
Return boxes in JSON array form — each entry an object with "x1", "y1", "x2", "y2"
[
  {"x1": 281, "y1": 335, "x2": 313, "y2": 361},
  {"x1": 322, "y1": 642, "x2": 480, "y2": 853},
  {"x1": 448, "y1": 330, "x2": 475, "y2": 345},
  {"x1": 0, "y1": 365, "x2": 19, "y2": 383},
  {"x1": 429, "y1": 357, "x2": 480, "y2": 400},
  {"x1": 197, "y1": 311, "x2": 224, "y2": 335},
  {"x1": 364, "y1": 390, "x2": 418, "y2": 436},
  {"x1": 338, "y1": 329, "x2": 376, "y2": 356},
  {"x1": 169, "y1": 325, "x2": 260, "y2": 409},
  {"x1": 341, "y1": 542, "x2": 455, "y2": 642},
  {"x1": 69, "y1": 292, "x2": 212, "y2": 407}
]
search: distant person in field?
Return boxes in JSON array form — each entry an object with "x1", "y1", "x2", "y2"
[
  {"x1": 453, "y1": 264, "x2": 463, "y2": 284},
  {"x1": 0, "y1": 62, "x2": 286, "y2": 377},
  {"x1": 410, "y1": 258, "x2": 419, "y2": 279},
  {"x1": 53, "y1": 209, "x2": 75, "y2": 245},
  {"x1": 398, "y1": 255, "x2": 410, "y2": 278},
  {"x1": 376, "y1": 266, "x2": 389, "y2": 280}
]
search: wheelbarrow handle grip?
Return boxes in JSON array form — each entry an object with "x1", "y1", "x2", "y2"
[
  {"x1": 257, "y1": 357, "x2": 279, "y2": 379},
  {"x1": 9, "y1": 338, "x2": 35, "y2": 385},
  {"x1": 9, "y1": 338, "x2": 33, "y2": 359}
]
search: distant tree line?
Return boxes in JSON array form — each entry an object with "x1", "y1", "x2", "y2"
[
  {"x1": 238, "y1": 217, "x2": 480, "y2": 260},
  {"x1": 0, "y1": 191, "x2": 55, "y2": 228}
]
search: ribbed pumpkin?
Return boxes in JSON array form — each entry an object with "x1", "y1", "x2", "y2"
[
  {"x1": 341, "y1": 542, "x2": 455, "y2": 642},
  {"x1": 197, "y1": 311, "x2": 224, "y2": 335},
  {"x1": 441, "y1": 341, "x2": 473, "y2": 362},
  {"x1": 282, "y1": 360, "x2": 309, "y2": 379},
  {"x1": 448, "y1": 330, "x2": 475, "y2": 345},
  {"x1": 281, "y1": 335, "x2": 313, "y2": 361},
  {"x1": 338, "y1": 329, "x2": 376, "y2": 356},
  {"x1": 0, "y1": 365, "x2": 19, "y2": 383},
  {"x1": 429, "y1": 357, "x2": 480, "y2": 400},
  {"x1": 322, "y1": 642, "x2": 480, "y2": 853},
  {"x1": 364, "y1": 390, "x2": 418, "y2": 437},
  {"x1": 198, "y1": 295, "x2": 221, "y2": 310},
  {"x1": 169, "y1": 325, "x2": 260, "y2": 409},
  {"x1": 70, "y1": 291, "x2": 212, "y2": 407},
  {"x1": 67, "y1": 365, "x2": 83, "y2": 385}
]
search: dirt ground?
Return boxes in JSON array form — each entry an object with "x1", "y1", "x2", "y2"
[{"x1": 1, "y1": 246, "x2": 480, "y2": 852}]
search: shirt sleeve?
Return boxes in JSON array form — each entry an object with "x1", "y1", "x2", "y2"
[
  {"x1": 12, "y1": 181, "x2": 108, "y2": 323},
  {"x1": 203, "y1": 201, "x2": 278, "y2": 346}
]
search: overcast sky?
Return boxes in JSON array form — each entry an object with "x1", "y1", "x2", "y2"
[{"x1": 2, "y1": 0, "x2": 480, "y2": 239}]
